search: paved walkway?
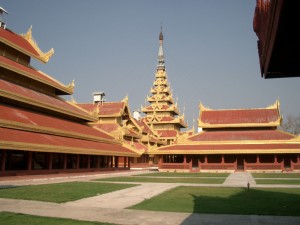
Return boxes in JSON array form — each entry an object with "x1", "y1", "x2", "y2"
[
  {"x1": 1, "y1": 171, "x2": 300, "y2": 225},
  {"x1": 223, "y1": 171, "x2": 256, "y2": 187}
]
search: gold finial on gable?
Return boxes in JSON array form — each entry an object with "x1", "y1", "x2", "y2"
[
  {"x1": 21, "y1": 26, "x2": 54, "y2": 63},
  {"x1": 67, "y1": 80, "x2": 75, "y2": 92}
]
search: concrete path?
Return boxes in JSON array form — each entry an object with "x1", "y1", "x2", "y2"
[
  {"x1": 223, "y1": 171, "x2": 256, "y2": 187},
  {"x1": 1, "y1": 198, "x2": 300, "y2": 225},
  {"x1": 1, "y1": 171, "x2": 300, "y2": 225},
  {"x1": 65, "y1": 183, "x2": 178, "y2": 208}
]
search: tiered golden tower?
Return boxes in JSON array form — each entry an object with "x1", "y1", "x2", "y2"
[{"x1": 142, "y1": 29, "x2": 187, "y2": 144}]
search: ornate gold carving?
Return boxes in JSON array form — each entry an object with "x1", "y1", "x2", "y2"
[
  {"x1": 67, "y1": 80, "x2": 75, "y2": 92},
  {"x1": 20, "y1": 26, "x2": 54, "y2": 63}
]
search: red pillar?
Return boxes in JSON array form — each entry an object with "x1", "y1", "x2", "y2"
[
  {"x1": 184, "y1": 155, "x2": 187, "y2": 163},
  {"x1": 87, "y1": 155, "x2": 91, "y2": 169},
  {"x1": 124, "y1": 157, "x2": 127, "y2": 168},
  {"x1": 76, "y1": 155, "x2": 80, "y2": 169},
  {"x1": 274, "y1": 154, "x2": 278, "y2": 163},
  {"x1": 27, "y1": 152, "x2": 32, "y2": 171},
  {"x1": 128, "y1": 157, "x2": 131, "y2": 168},
  {"x1": 63, "y1": 154, "x2": 67, "y2": 169},
  {"x1": 221, "y1": 155, "x2": 225, "y2": 164},
  {"x1": 1, "y1": 150, "x2": 6, "y2": 172},
  {"x1": 115, "y1": 156, "x2": 119, "y2": 169},
  {"x1": 48, "y1": 153, "x2": 53, "y2": 170},
  {"x1": 204, "y1": 155, "x2": 208, "y2": 163},
  {"x1": 256, "y1": 154, "x2": 260, "y2": 163}
]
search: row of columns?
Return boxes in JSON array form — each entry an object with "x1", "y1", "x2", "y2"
[
  {"x1": 159, "y1": 154, "x2": 300, "y2": 165},
  {"x1": 0, "y1": 150, "x2": 131, "y2": 173}
]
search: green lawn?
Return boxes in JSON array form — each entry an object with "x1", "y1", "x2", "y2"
[
  {"x1": 252, "y1": 173, "x2": 300, "y2": 178},
  {"x1": 129, "y1": 186, "x2": 300, "y2": 216},
  {"x1": 255, "y1": 179, "x2": 300, "y2": 185},
  {"x1": 134, "y1": 172, "x2": 229, "y2": 178},
  {"x1": 0, "y1": 212, "x2": 116, "y2": 225},
  {"x1": 0, "y1": 182, "x2": 137, "y2": 203},
  {"x1": 95, "y1": 176, "x2": 225, "y2": 184}
]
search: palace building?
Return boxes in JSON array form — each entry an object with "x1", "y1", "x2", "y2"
[
  {"x1": 154, "y1": 101, "x2": 300, "y2": 172},
  {"x1": 0, "y1": 9, "x2": 138, "y2": 176},
  {"x1": 1, "y1": 6, "x2": 300, "y2": 176}
]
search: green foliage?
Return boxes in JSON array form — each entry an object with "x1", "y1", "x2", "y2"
[
  {"x1": 252, "y1": 173, "x2": 300, "y2": 178},
  {"x1": 255, "y1": 179, "x2": 300, "y2": 185},
  {"x1": 0, "y1": 212, "x2": 116, "y2": 225},
  {"x1": 0, "y1": 182, "x2": 137, "y2": 203},
  {"x1": 95, "y1": 176, "x2": 225, "y2": 184},
  {"x1": 134, "y1": 172, "x2": 229, "y2": 177},
  {"x1": 129, "y1": 186, "x2": 300, "y2": 216}
]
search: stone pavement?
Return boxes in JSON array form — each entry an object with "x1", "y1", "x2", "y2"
[
  {"x1": 223, "y1": 171, "x2": 256, "y2": 187},
  {"x1": 1, "y1": 171, "x2": 300, "y2": 225}
]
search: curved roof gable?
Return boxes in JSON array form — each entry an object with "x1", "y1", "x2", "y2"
[
  {"x1": 0, "y1": 27, "x2": 54, "y2": 63},
  {"x1": 199, "y1": 101, "x2": 281, "y2": 128}
]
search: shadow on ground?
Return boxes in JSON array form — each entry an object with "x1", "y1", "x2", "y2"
[{"x1": 180, "y1": 187, "x2": 300, "y2": 225}]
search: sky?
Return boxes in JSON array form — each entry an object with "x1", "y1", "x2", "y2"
[{"x1": 1, "y1": 0, "x2": 300, "y2": 129}]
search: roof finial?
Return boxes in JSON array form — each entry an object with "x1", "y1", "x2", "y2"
[{"x1": 157, "y1": 25, "x2": 165, "y2": 70}]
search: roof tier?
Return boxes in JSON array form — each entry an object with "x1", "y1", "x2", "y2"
[
  {"x1": 0, "y1": 79, "x2": 96, "y2": 122},
  {"x1": 189, "y1": 130, "x2": 295, "y2": 142},
  {"x1": 0, "y1": 55, "x2": 73, "y2": 95},
  {"x1": 199, "y1": 101, "x2": 281, "y2": 128},
  {"x1": 0, "y1": 27, "x2": 54, "y2": 63},
  {"x1": 0, "y1": 103, "x2": 114, "y2": 142},
  {"x1": 157, "y1": 142, "x2": 300, "y2": 154},
  {"x1": 78, "y1": 102, "x2": 126, "y2": 117},
  {"x1": 0, "y1": 127, "x2": 138, "y2": 157}
]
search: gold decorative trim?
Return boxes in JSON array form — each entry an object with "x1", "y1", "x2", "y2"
[
  {"x1": 0, "y1": 119, "x2": 119, "y2": 145},
  {"x1": 1, "y1": 141, "x2": 139, "y2": 157},
  {"x1": 0, "y1": 89, "x2": 97, "y2": 122},
  {"x1": 151, "y1": 149, "x2": 300, "y2": 155},
  {"x1": 0, "y1": 60, "x2": 73, "y2": 95},
  {"x1": 20, "y1": 26, "x2": 54, "y2": 63}
]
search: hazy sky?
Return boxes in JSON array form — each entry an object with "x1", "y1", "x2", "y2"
[{"x1": 2, "y1": 0, "x2": 300, "y2": 128}]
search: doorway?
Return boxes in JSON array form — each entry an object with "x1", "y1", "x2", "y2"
[{"x1": 237, "y1": 155, "x2": 244, "y2": 170}]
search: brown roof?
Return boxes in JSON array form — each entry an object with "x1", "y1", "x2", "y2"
[
  {"x1": 0, "y1": 27, "x2": 53, "y2": 63},
  {"x1": 157, "y1": 129, "x2": 179, "y2": 138},
  {"x1": 78, "y1": 102, "x2": 125, "y2": 117},
  {"x1": 0, "y1": 127, "x2": 138, "y2": 157},
  {"x1": 0, "y1": 79, "x2": 96, "y2": 122},
  {"x1": 158, "y1": 142, "x2": 300, "y2": 154},
  {"x1": 0, "y1": 55, "x2": 71, "y2": 95},
  {"x1": 200, "y1": 107, "x2": 280, "y2": 128},
  {"x1": 0, "y1": 104, "x2": 114, "y2": 142},
  {"x1": 189, "y1": 130, "x2": 294, "y2": 142}
]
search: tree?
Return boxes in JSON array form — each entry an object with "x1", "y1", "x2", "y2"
[{"x1": 280, "y1": 114, "x2": 300, "y2": 135}]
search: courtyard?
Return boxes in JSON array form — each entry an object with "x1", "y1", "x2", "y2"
[{"x1": 1, "y1": 171, "x2": 300, "y2": 225}]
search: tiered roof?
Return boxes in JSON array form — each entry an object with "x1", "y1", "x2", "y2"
[
  {"x1": 156, "y1": 101, "x2": 300, "y2": 155},
  {"x1": 142, "y1": 29, "x2": 187, "y2": 141},
  {"x1": 198, "y1": 101, "x2": 281, "y2": 128},
  {"x1": 0, "y1": 25, "x2": 139, "y2": 157}
]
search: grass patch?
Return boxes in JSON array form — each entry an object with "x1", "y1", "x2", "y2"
[
  {"x1": 252, "y1": 173, "x2": 300, "y2": 178},
  {"x1": 255, "y1": 179, "x2": 300, "y2": 185},
  {"x1": 134, "y1": 172, "x2": 229, "y2": 178},
  {"x1": 129, "y1": 186, "x2": 300, "y2": 216},
  {"x1": 95, "y1": 176, "x2": 225, "y2": 184},
  {"x1": 0, "y1": 212, "x2": 116, "y2": 225},
  {"x1": 0, "y1": 182, "x2": 137, "y2": 203}
]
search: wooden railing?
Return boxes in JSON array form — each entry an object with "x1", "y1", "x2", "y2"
[
  {"x1": 199, "y1": 163, "x2": 236, "y2": 170},
  {"x1": 159, "y1": 163, "x2": 191, "y2": 170},
  {"x1": 245, "y1": 162, "x2": 282, "y2": 170}
]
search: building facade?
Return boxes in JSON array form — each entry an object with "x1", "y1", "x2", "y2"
[
  {"x1": 0, "y1": 17, "x2": 138, "y2": 176},
  {"x1": 155, "y1": 101, "x2": 300, "y2": 172}
]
